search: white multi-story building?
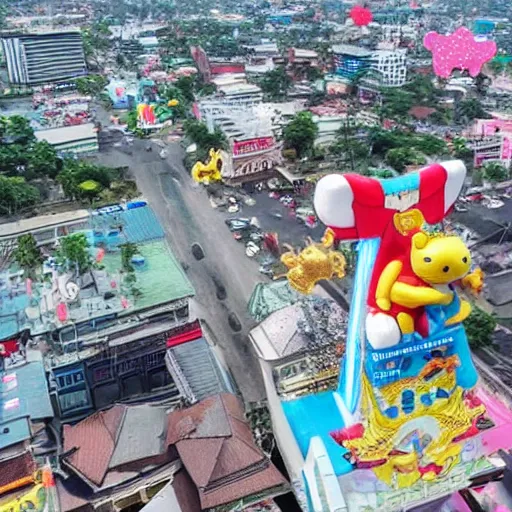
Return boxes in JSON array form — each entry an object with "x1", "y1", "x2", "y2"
[
  {"x1": 369, "y1": 49, "x2": 407, "y2": 87},
  {"x1": 1, "y1": 31, "x2": 87, "y2": 85}
]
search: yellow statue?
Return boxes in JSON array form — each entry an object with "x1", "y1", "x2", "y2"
[
  {"x1": 279, "y1": 228, "x2": 346, "y2": 294},
  {"x1": 191, "y1": 148, "x2": 223, "y2": 185}
]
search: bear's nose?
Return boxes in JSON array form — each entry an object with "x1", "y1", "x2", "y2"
[{"x1": 443, "y1": 266, "x2": 450, "y2": 273}]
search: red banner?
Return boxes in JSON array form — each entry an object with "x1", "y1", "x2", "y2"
[{"x1": 233, "y1": 137, "x2": 275, "y2": 157}]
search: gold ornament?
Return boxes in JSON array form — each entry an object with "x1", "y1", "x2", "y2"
[{"x1": 280, "y1": 228, "x2": 346, "y2": 294}]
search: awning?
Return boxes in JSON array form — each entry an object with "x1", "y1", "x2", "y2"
[{"x1": 166, "y1": 327, "x2": 202, "y2": 348}]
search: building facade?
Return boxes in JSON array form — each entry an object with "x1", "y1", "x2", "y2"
[{"x1": 1, "y1": 31, "x2": 87, "y2": 85}]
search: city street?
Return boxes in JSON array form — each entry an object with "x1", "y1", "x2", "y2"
[{"x1": 93, "y1": 138, "x2": 269, "y2": 402}]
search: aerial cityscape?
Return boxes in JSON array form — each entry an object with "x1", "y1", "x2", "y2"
[{"x1": 1, "y1": 0, "x2": 512, "y2": 511}]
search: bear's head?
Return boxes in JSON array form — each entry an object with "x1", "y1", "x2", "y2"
[{"x1": 410, "y1": 232, "x2": 471, "y2": 285}]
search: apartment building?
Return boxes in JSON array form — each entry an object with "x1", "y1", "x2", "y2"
[{"x1": 1, "y1": 31, "x2": 87, "y2": 85}]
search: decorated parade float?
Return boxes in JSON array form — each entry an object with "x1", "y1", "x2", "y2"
[{"x1": 275, "y1": 161, "x2": 512, "y2": 511}]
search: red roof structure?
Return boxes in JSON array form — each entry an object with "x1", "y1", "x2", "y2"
[
  {"x1": 63, "y1": 404, "x2": 172, "y2": 488},
  {"x1": 409, "y1": 106, "x2": 437, "y2": 120},
  {"x1": 0, "y1": 451, "x2": 36, "y2": 491},
  {"x1": 166, "y1": 394, "x2": 287, "y2": 509}
]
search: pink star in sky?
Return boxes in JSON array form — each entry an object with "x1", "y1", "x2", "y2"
[{"x1": 423, "y1": 27, "x2": 497, "y2": 79}]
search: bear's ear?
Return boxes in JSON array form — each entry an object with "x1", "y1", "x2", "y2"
[{"x1": 412, "y1": 232, "x2": 429, "y2": 250}]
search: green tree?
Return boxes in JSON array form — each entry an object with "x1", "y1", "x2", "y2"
[
  {"x1": 260, "y1": 66, "x2": 292, "y2": 101},
  {"x1": 26, "y1": 141, "x2": 62, "y2": 179},
  {"x1": 482, "y1": 162, "x2": 510, "y2": 183},
  {"x1": 464, "y1": 306, "x2": 497, "y2": 348},
  {"x1": 452, "y1": 137, "x2": 474, "y2": 160},
  {"x1": 57, "y1": 160, "x2": 113, "y2": 200},
  {"x1": 183, "y1": 120, "x2": 228, "y2": 154},
  {"x1": 385, "y1": 147, "x2": 426, "y2": 173},
  {"x1": 411, "y1": 134, "x2": 448, "y2": 156},
  {"x1": 82, "y1": 22, "x2": 113, "y2": 69},
  {"x1": 283, "y1": 112, "x2": 318, "y2": 158},
  {"x1": 378, "y1": 88, "x2": 414, "y2": 123},
  {"x1": 75, "y1": 74, "x2": 108, "y2": 97},
  {"x1": 120, "y1": 242, "x2": 139, "y2": 272},
  {"x1": 0, "y1": 115, "x2": 35, "y2": 144},
  {"x1": 457, "y1": 98, "x2": 491, "y2": 124},
  {"x1": 56, "y1": 233, "x2": 92, "y2": 275},
  {"x1": 174, "y1": 76, "x2": 196, "y2": 103},
  {"x1": 12, "y1": 234, "x2": 44, "y2": 279},
  {"x1": 330, "y1": 120, "x2": 369, "y2": 172},
  {"x1": 0, "y1": 176, "x2": 39, "y2": 215}
]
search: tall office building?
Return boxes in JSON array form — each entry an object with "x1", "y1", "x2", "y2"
[{"x1": 1, "y1": 31, "x2": 87, "y2": 85}]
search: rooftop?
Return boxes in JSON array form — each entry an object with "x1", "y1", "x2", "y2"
[
  {"x1": 166, "y1": 393, "x2": 287, "y2": 509},
  {"x1": 63, "y1": 403, "x2": 171, "y2": 488},
  {"x1": 250, "y1": 297, "x2": 348, "y2": 361},
  {"x1": 331, "y1": 44, "x2": 372, "y2": 57},
  {"x1": 0, "y1": 210, "x2": 89, "y2": 239},
  {"x1": 0, "y1": 205, "x2": 194, "y2": 340},
  {"x1": 34, "y1": 123, "x2": 97, "y2": 146}
]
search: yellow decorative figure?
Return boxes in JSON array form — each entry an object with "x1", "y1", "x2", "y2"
[
  {"x1": 280, "y1": 228, "x2": 346, "y2": 294},
  {"x1": 168, "y1": 99, "x2": 179, "y2": 107},
  {"x1": 191, "y1": 148, "x2": 223, "y2": 185},
  {"x1": 368, "y1": 212, "x2": 480, "y2": 349}
]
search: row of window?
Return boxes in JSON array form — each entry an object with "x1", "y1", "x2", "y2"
[{"x1": 58, "y1": 367, "x2": 174, "y2": 413}]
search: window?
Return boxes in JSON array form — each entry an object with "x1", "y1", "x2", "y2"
[
  {"x1": 149, "y1": 369, "x2": 171, "y2": 390},
  {"x1": 59, "y1": 390, "x2": 89, "y2": 412},
  {"x1": 93, "y1": 366, "x2": 112, "y2": 383},
  {"x1": 121, "y1": 375, "x2": 143, "y2": 397},
  {"x1": 56, "y1": 370, "x2": 85, "y2": 390}
]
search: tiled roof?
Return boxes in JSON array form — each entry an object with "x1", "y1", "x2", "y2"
[
  {"x1": 63, "y1": 404, "x2": 171, "y2": 488},
  {"x1": 408, "y1": 106, "x2": 437, "y2": 120},
  {"x1": 0, "y1": 451, "x2": 36, "y2": 489},
  {"x1": 63, "y1": 405, "x2": 126, "y2": 486},
  {"x1": 166, "y1": 394, "x2": 286, "y2": 509},
  {"x1": 56, "y1": 478, "x2": 92, "y2": 512}
]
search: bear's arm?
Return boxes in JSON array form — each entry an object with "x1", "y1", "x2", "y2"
[
  {"x1": 390, "y1": 282, "x2": 453, "y2": 309},
  {"x1": 375, "y1": 260, "x2": 403, "y2": 311}
]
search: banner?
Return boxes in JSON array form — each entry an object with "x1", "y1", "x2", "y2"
[{"x1": 232, "y1": 137, "x2": 275, "y2": 157}]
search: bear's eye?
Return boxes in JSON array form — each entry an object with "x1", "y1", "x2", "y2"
[
  {"x1": 423, "y1": 257, "x2": 432, "y2": 263},
  {"x1": 462, "y1": 257, "x2": 468, "y2": 263}
]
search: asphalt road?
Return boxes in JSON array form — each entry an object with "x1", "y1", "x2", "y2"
[{"x1": 92, "y1": 139, "x2": 267, "y2": 402}]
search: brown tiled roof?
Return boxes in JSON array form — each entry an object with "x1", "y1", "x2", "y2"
[
  {"x1": 172, "y1": 470, "x2": 201, "y2": 512},
  {"x1": 63, "y1": 405, "x2": 126, "y2": 486},
  {"x1": 56, "y1": 479, "x2": 92, "y2": 512},
  {"x1": 408, "y1": 106, "x2": 437, "y2": 120},
  {"x1": 167, "y1": 394, "x2": 287, "y2": 509},
  {"x1": 0, "y1": 451, "x2": 36, "y2": 490},
  {"x1": 201, "y1": 464, "x2": 286, "y2": 510}
]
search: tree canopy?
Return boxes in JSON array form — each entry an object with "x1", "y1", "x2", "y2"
[
  {"x1": 57, "y1": 160, "x2": 114, "y2": 200},
  {"x1": 283, "y1": 112, "x2": 318, "y2": 158},
  {"x1": 260, "y1": 67, "x2": 292, "y2": 101},
  {"x1": 55, "y1": 233, "x2": 92, "y2": 275},
  {"x1": 0, "y1": 176, "x2": 40, "y2": 216},
  {"x1": 12, "y1": 234, "x2": 44, "y2": 279}
]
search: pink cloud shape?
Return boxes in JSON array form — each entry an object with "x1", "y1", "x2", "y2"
[{"x1": 423, "y1": 26, "x2": 497, "y2": 79}]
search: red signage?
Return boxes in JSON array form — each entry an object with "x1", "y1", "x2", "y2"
[{"x1": 233, "y1": 137, "x2": 275, "y2": 157}]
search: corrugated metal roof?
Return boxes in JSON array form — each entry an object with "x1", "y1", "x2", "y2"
[
  {"x1": 0, "y1": 418, "x2": 31, "y2": 450},
  {"x1": 170, "y1": 338, "x2": 228, "y2": 401},
  {"x1": 1, "y1": 358, "x2": 53, "y2": 423}
]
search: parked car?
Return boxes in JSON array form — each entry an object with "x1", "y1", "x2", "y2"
[{"x1": 191, "y1": 243, "x2": 205, "y2": 260}]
